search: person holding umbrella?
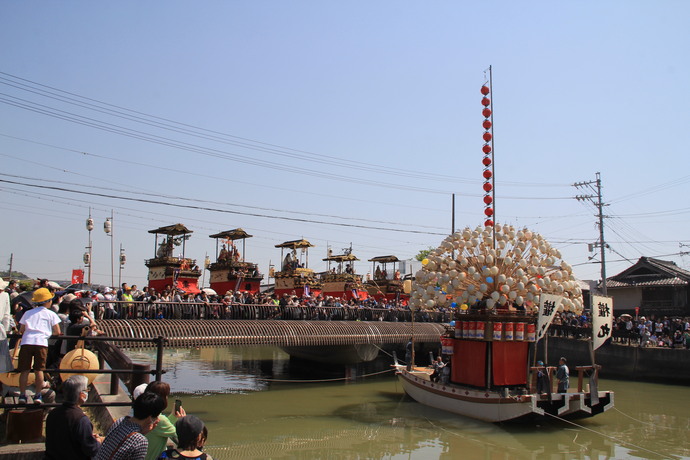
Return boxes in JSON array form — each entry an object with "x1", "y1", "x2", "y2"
[{"x1": 17, "y1": 288, "x2": 61, "y2": 404}]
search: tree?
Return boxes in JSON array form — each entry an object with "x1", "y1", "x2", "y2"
[{"x1": 415, "y1": 247, "x2": 436, "y2": 262}]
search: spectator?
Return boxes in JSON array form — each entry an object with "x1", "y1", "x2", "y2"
[
  {"x1": 139, "y1": 381, "x2": 186, "y2": 460},
  {"x1": 96, "y1": 392, "x2": 165, "y2": 460},
  {"x1": 159, "y1": 415, "x2": 213, "y2": 460},
  {"x1": 45, "y1": 375, "x2": 102, "y2": 459},
  {"x1": 17, "y1": 288, "x2": 61, "y2": 404},
  {"x1": 0, "y1": 279, "x2": 12, "y2": 373}
]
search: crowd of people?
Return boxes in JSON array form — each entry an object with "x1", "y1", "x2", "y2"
[
  {"x1": 1, "y1": 278, "x2": 212, "y2": 459},
  {"x1": 45, "y1": 376, "x2": 212, "y2": 460},
  {"x1": 5, "y1": 277, "x2": 437, "y2": 322},
  {"x1": 5, "y1": 277, "x2": 690, "y2": 350}
]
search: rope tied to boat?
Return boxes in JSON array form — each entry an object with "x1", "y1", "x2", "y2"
[{"x1": 542, "y1": 411, "x2": 679, "y2": 459}]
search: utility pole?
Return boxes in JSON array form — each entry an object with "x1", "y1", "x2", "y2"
[
  {"x1": 8, "y1": 253, "x2": 13, "y2": 280},
  {"x1": 574, "y1": 172, "x2": 609, "y2": 295}
]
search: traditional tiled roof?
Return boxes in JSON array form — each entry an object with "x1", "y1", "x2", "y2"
[
  {"x1": 606, "y1": 257, "x2": 690, "y2": 288},
  {"x1": 606, "y1": 277, "x2": 688, "y2": 288}
]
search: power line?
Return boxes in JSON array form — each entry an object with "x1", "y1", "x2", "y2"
[
  {"x1": 0, "y1": 177, "x2": 450, "y2": 236},
  {"x1": 0, "y1": 70, "x2": 572, "y2": 189},
  {"x1": 2, "y1": 172, "x2": 447, "y2": 230}
]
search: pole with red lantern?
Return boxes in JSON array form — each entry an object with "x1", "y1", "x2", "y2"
[{"x1": 481, "y1": 65, "x2": 496, "y2": 249}]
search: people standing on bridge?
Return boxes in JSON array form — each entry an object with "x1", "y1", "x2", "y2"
[
  {"x1": 17, "y1": 287, "x2": 61, "y2": 404},
  {"x1": 556, "y1": 357, "x2": 569, "y2": 393}
]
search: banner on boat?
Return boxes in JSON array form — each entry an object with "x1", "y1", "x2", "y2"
[
  {"x1": 536, "y1": 293, "x2": 564, "y2": 341},
  {"x1": 591, "y1": 295, "x2": 613, "y2": 351}
]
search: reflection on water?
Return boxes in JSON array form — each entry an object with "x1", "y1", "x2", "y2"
[{"x1": 126, "y1": 347, "x2": 690, "y2": 459}]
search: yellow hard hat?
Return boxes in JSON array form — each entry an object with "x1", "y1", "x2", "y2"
[{"x1": 32, "y1": 288, "x2": 54, "y2": 304}]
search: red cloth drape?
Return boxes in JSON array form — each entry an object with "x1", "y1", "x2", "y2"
[
  {"x1": 176, "y1": 280, "x2": 200, "y2": 294},
  {"x1": 451, "y1": 340, "x2": 487, "y2": 387},
  {"x1": 492, "y1": 341, "x2": 529, "y2": 386}
]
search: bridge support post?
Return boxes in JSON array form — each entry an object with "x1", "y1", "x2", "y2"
[{"x1": 345, "y1": 365, "x2": 357, "y2": 382}]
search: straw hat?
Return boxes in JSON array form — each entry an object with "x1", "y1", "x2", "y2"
[{"x1": 60, "y1": 348, "x2": 99, "y2": 384}]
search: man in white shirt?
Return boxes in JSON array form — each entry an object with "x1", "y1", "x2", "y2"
[
  {"x1": 0, "y1": 278, "x2": 12, "y2": 372},
  {"x1": 18, "y1": 288, "x2": 61, "y2": 404}
]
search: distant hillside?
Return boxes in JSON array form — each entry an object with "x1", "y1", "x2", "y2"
[{"x1": 0, "y1": 271, "x2": 30, "y2": 280}]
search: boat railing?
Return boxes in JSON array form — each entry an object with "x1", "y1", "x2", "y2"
[
  {"x1": 529, "y1": 364, "x2": 600, "y2": 394},
  {"x1": 92, "y1": 300, "x2": 451, "y2": 323}
]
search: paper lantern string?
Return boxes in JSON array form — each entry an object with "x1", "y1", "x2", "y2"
[{"x1": 481, "y1": 84, "x2": 493, "y2": 228}]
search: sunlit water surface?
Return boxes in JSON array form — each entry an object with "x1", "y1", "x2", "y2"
[{"x1": 126, "y1": 347, "x2": 690, "y2": 459}]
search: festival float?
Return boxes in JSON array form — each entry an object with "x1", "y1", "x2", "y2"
[
  {"x1": 320, "y1": 245, "x2": 368, "y2": 301},
  {"x1": 145, "y1": 224, "x2": 202, "y2": 294},
  {"x1": 365, "y1": 255, "x2": 409, "y2": 304},
  {"x1": 208, "y1": 229, "x2": 263, "y2": 295},
  {"x1": 272, "y1": 239, "x2": 322, "y2": 298},
  {"x1": 395, "y1": 72, "x2": 615, "y2": 422}
]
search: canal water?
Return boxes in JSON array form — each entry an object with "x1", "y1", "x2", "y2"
[{"x1": 126, "y1": 346, "x2": 690, "y2": 459}]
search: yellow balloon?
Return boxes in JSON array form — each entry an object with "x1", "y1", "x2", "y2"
[
  {"x1": 460, "y1": 304, "x2": 469, "y2": 310},
  {"x1": 422, "y1": 258, "x2": 429, "y2": 266}
]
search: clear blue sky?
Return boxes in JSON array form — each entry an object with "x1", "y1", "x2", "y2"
[{"x1": 1, "y1": 1, "x2": 689, "y2": 288}]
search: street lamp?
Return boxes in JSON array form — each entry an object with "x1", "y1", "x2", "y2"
[
  {"x1": 85, "y1": 211, "x2": 94, "y2": 285},
  {"x1": 201, "y1": 254, "x2": 210, "y2": 287},
  {"x1": 104, "y1": 212, "x2": 114, "y2": 289},
  {"x1": 118, "y1": 244, "x2": 126, "y2": 287}
]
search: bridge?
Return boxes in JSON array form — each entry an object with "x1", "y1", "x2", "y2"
[{"x1": 97, "y1": 319, "x2": 447, "y2": 364}]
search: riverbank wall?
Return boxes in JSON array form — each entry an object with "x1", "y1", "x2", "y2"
[{"x1": 538, "y1": 337, "x2": 690, "y2": 384}]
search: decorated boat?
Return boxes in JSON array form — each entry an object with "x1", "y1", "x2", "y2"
[
  {"x1": 365, "y1": 255, "x2": 409, "y2": 304},
  {"x1": 145, "y1": 224, "x2": 202, "y2": 294},
  {"x1": 208, "y1": 229, "x2": 263, "y2": 295},
  {"x1": 395, "y1": 76, "x2": 614, "y2": 423},
  {"x1": 272, "y1": 239, "x2": 322, "y2": 298},
  {"x1": 320, "y1": 245, "x2": 368, "y2": 301}
]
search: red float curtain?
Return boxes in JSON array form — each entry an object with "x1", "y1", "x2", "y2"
[
  {"x1": 451, "y1": 340, "x2": 487, "y2": 388},
  {"x1": 176, "y1": 280, "x2": 200, "y2": 294},
  {"x1": 492, "y1": 341, "x2": 529, "y2": 386}
]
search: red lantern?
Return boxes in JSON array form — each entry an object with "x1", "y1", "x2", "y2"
[
  {"x1": 482, "y1": 144, "x2": 492, "y2": 154},
  {"x1": 484, "y1": 207, "x2": 494, "y2": 217},
  {"x1": 482, "y1": 108, "x2": 492, "y2": 118},
  {"x1": 483, "y1": 119, "x2": 492, "y2": 130},
  {"x1": 481, "y1": 86, "x2": 490, "y2": 95},
  {"x1": 483, "y1": 169, "x2": 492, "y2": 179},
  {"x1": 485, "y1": 219, "x2": 494, "y2": 227},
  {"x1": 483, "y1": 195, "x2": 493, "y2": 205},
  {"x1": 481, "y1": 97, "x2": 491, "y2": 107},
  {"x1": 482, "y1": 157, "x2": 491, "y2": 166},
  {"x1": 483, "y1": 182, "x2": 493, "y2": 192},
  {"x1": 483, "y1": 132, "x2": 492, "y2": 142}
]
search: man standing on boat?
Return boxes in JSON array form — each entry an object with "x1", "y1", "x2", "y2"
[{"x1": 556, "y1": 357, "x2": 569, "y2": 393}]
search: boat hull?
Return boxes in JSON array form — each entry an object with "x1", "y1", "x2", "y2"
[{"x1": 396, "y1": 366, "x2": 614, "y2": 423}]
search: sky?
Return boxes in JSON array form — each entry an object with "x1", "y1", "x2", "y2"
[{"x1": 1, "y1": 1, "x2": 689, "y2": 289}]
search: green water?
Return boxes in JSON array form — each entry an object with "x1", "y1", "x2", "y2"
[{"x1": 126, "y1": 347, "x2": 690, "y2": 459}]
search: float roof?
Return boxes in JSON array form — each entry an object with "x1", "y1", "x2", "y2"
[
  {"x1": 148, "y1": 224, "x2": 193, "y2": 236},
  {"x1": 368, "y1": 255, "x2": 400, "y2": 263},
  {"x1": 209, "y1": 228, "x2": 253, "y2": 240},
  {"x1": 275, "y1": 239, "x2": 314, "y2": 249},
  {"x1": 323, "y1": 253, "x2": 359, "y2": 262}
]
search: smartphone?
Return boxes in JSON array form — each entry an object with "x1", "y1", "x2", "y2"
[{"x1": 174, "y1": 399, "x2": 182, "y2": 413}]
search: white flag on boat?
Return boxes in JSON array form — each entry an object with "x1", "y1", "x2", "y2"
[
  {"x1": 591, "y1": 295, "x2": 613, "y2": 351},
  {"x1": 536, "y1": 293, "x2": 564, "y2": 341}
]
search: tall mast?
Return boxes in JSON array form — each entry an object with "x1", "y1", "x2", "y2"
[{"x1": 481, "y1": 66, "x2": 496, "y2": 249}]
